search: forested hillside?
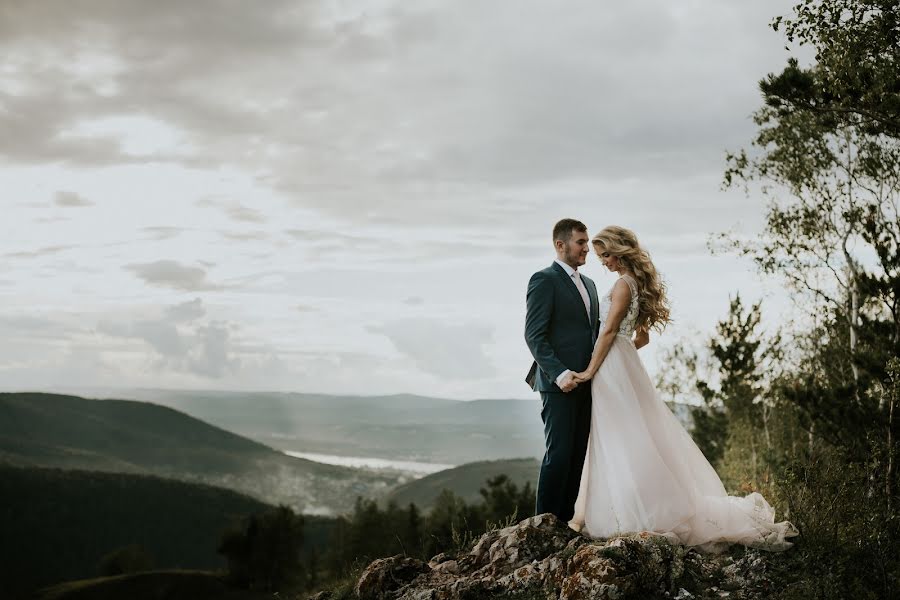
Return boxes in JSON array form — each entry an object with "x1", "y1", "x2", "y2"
[{"x1": 0, "y1": 392, "x2": 401, "y2": 514}]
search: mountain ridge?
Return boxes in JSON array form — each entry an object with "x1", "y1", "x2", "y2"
[{"x1": 0, "y1": 392, "x2": 402, "y2": 515}]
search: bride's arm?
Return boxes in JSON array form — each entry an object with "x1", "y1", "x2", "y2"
[
  {"x1": 573, "y1": 280, "x2": 631, "y2": 382},
  {"x1": 634, "y1": 328, "x2": 650, "y2": 349}
]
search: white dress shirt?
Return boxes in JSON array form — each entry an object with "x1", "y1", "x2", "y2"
[{"x1": 553, "y1": 259, "x2": 591, "y2": 387}]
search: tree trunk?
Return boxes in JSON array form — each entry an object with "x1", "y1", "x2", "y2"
[
  {"x1": 888, "y1": 378, "x2": 895, "y2": 511},
  {"x1": 842, "y1": 246, "x2": 861, "y2": 388},
  {"x1": 809, "y1": 421, "x2": 816, "y2": 456},
  {"x1": 750, "y1": 434, "x2": 758, "y2": 482}
]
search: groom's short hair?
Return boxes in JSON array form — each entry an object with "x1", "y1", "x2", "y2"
[{"x1": 553, "y1": 219, "x2": 588, "y2": 243}]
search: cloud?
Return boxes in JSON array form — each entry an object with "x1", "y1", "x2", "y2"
[
  {"x1": 226, "y1": 205, "x2": 267, "y2": 224},
  {"x1": 4, "y1": 245, "x2": 74, "y2": 259},
  {"x1": 141, "y1": 226, "x2": 187, "y2": 240},
  {"x1": 0, "y1": 0, "x2": 809, "y2": 398},
  {"x1": 125, "y1": 260, "x2": 225, "y2": 291},
  {"x1": 54, "y1": 191, "x2": 93, "y2": 206},
  {"x1": 0, "y1": 314, "x2": 81, "y2": 339},
  {"x1": 131, "y1": 319, "x2": 188, "y2": 356},
  {"x1": 261, "y1": 0, "x2": 805, "y2": 224},
  {"x1": 370, "y1": 318, "x2": 496, "y2": 379},
  {"x1": 285, "y1": 229, "x2": 374, "y2": 243},
  {"x1": 0, "y1": 0, "x2": 804, "y2": 228},
  {"x1": 96, "y1": 299, "x2": 240, "y2": 379},
  {"x1": 0, "y1": 0, "x2": 321, "y2": 167},
  {"x1": 220, "y1": 230, "x2": 270, "y2": 241},
  {"x1": 187, "y1": 321, "x2": 241, "y2": 378},
  {"x1": 282, "y1": 226, "x2": 549, "y2": 264},
  {"x1": 164, "y1": 298, "x2": 206, "y2": 323}
]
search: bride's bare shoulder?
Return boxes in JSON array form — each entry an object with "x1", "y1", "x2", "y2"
[{"x1": 609, "y1": 278, "x2": 632, "y2": 303}]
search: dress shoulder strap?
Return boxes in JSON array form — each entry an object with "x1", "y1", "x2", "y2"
[{"x1": 619, "y1": 274, "x2": 639, "y2": 302}]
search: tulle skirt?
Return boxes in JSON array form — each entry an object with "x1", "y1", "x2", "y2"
[{"x1": 570, "y1": 336, "x2": 798, "y2": 553}]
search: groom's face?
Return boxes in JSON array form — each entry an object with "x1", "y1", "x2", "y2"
[{"x1": 558, "y1": 229, "x2": 589, "y2": 268}]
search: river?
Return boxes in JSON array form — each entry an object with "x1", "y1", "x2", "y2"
[{"x1": 284, "y1": 450, "x2": 455, "y2": 475}]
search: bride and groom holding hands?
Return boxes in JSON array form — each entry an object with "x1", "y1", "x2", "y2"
[{"x1": 525, "y1": 219, "x2": 798, "y2": 552}]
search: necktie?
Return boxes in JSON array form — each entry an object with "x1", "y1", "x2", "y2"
[{"x1": 572, "y1": 271, "x2": 591, "y2": 317}]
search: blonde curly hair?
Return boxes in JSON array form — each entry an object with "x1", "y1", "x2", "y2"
[{"x1": 591, "y1": 225, "x2": 672, "y2": 333}]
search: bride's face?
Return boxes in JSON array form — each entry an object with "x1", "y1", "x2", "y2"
[{"x1": 597, "y1": 248, "x2": 620, "y2": 272}]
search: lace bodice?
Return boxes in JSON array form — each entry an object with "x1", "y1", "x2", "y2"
[{"x1": 598, "y1": 274, "x2": 640, "y2": 336}]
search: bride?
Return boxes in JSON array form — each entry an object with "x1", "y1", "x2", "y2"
[{"x1": 568, "y1": 225, "x2": 798, "y2": 553}]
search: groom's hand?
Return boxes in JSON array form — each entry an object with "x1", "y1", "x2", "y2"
[{"x1": 558, "y1": 372, "x2": 577, "y2": 393}]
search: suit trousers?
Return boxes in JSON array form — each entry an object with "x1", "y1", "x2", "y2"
[{"x1": 535, "y1": 385, "x2": 592, "y2": 523}]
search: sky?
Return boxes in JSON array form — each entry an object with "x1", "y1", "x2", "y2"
[{"x1": 1, "y1": 0, "x2": 811, "y2": 400}]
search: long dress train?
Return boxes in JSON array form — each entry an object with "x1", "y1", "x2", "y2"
[{"x1": 569, "y1": 274, "x2": 798, "y2": 553}]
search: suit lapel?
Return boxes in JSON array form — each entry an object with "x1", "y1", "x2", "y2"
[
  {"x1": 585, "y1": 277, "x2": 600, "y2": 337},
  {"x1": 551, "y1": 262, "x2": 591, "y2": 327}
]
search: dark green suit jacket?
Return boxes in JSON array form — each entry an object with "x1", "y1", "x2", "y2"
[{"x1": 524, "y1": 262, "x2": 600, "y2": 392}]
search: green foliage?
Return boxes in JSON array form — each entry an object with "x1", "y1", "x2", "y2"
[
  {"x1": 689, "y1": 404, "x2": 729, "y2": 467},
  {"x1": 217, "y1": 504, "x2": 305, "y2": 592},
  {"x1": 20, "y1": 469, "x2": 536, "y2": 599},
  {"x1": 713, "y1": 5, "x2": 900, "y2": 585},
  {"x1": 316, "y1": 474, "x2": 535, "y2": 592},
  {"x1": 317, "y1": 562, "x2": 369, "y2": 600},
  {"x1": 674, "y1": 296, "x2": 778, "y2": 489},
  {"x1": 722, "y1": 121, "x2": 900, "y2": 374},
  {"x1": 427, "y1": 474, "x2": 536, "y2": 556},
  {"x1": 710, "y1": 297, "x2": 768, "y2": 417},
  {"x1": 769, "y1": 439, "x2": 900, "y2": 600},
  {"x1": 479, "y1": 475, "x2": 535, "y2": 529},
  {"x1": 722, "y1": 6, "x2": 900, "y2": 409},
  {"x1": 767, "y1": 0, "x2": 900, "y2": 137},
  {"x1": 425, "y1": 488, "x2": 483, "y2": 556},
  {"x1": 678, "y1": 300, "x2": 900, "y2": 597}
]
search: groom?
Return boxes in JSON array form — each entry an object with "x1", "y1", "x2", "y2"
[{"x1": 524, "y1": 218, "x2": 599, "y2": 524}]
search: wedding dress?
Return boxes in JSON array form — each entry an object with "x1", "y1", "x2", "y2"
[{"x1": 569, "y1": 274, "x2": 798, "y2": 553}]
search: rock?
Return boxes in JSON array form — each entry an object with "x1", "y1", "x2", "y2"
[
  {"x1": 432, "y1": 560, "x2": 459, "y2": 575},
  {"x1": 354, "y1": 554, "x2": 431, "y2": 600},
  {"x1": 428, "y1": 553, "x2": 449, "y2": 568},
  {"x1": 558, "y1": 544, "x2": 622, "y2": 599},
  {"x1": 348, "y1": 513, "x2": 787, "y2": 600},
  {"x1": 467, "y1": 513, "x2": 579, "y2": 577}
]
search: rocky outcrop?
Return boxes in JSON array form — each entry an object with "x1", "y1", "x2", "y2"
[
  {"x1": 347, "y1": 514, "x2": 778, "y2": 600},
  {"x1": 355, "y1": 556, "x2": 432, "y2": 599}
]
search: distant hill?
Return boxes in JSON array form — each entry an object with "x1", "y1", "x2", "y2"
[
  {"x1": 36, "y1": 388, "x2": 695, "y2": 467},
  {"x1": 61, "y1": 388, "x2": 549, "y2": 464},
  {"x1": 0, "y1": 392, "x2": 402, "y2": 514},
  {"x1": 383, "y1": 458, "x2": 540, "y2": 512}
]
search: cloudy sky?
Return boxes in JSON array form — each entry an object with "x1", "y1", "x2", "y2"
[{"x1": 2, "y1": 0, "x2": 809, "y2": 400}]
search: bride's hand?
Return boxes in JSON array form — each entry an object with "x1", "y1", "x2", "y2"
[{"x1": 572, "y1": 370, "x2": 592, "y2": 384}]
